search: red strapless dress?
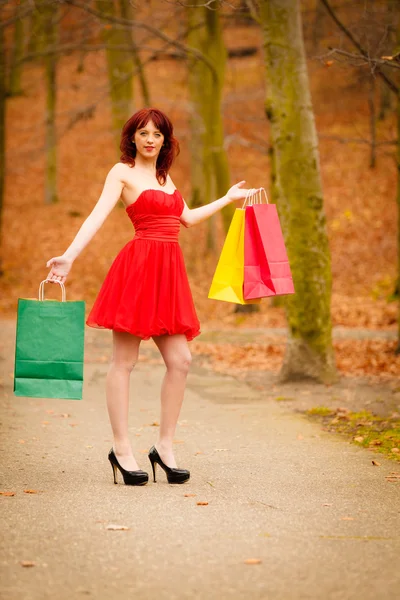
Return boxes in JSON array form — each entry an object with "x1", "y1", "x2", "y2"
[{"x1": 86, "y1": 189, "x2": 201, "y2": 341}]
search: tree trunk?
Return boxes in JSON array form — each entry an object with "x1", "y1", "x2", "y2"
[
  {"x1": 0, "y1": 11, "x2": 6, "y2": 275},
  {"x1": 259, "y1": 0, "x2": 337, "y2": 383},
  {"x1": 396, "y1": 8, "x2": 400, "y2": 353},
  {"x1": 368, "y1": 77, "x2": 377, "y2": 169},
  {"x1": 312, "y1": 0, "x2": 325, "y2": 52},
  {"x1": 378, "y1": 76, "x2": 392, "y2": 121},
  {"x1": 397, "y1": 87, "x2": 400, "y2": 352},
  {"x1": 119, "y1": 0, "x2": 150, "y2": 107},
  {"x1": 96, "y1": 0, "x2": 134, "y2": 154},
  {"x1": 27, "y1": 6, "x2": 41, "y2": 55},
  {"x1": 42, "y1": 3, "x2": 58, "y2": 204},
  {"x1": 379, "y1": 0, "x2": 396, "y2": 121},
  {"x1": 188, "y1": 2, "x2": 233, "y2": 252},
  {"x1": 8, "y1": 4, "x2": 24, "y2": 96}
]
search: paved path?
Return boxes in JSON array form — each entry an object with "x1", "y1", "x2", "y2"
[{"x1": 1, "y1": 321, "x2": 399, "y2": 600}]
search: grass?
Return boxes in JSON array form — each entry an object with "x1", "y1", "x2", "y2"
[
  {"x1": 306, "y1": 407, "x2": 400, "y2": 462},
  {"x1": 307, "y1": 406, "x2": 334, "y2": 417}
]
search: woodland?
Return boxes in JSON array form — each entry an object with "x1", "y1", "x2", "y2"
[{"x1": 0, "y1": 0, "x2": 399, "y2": 384}]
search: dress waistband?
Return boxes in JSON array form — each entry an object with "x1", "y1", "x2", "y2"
[{"x1": 131, "y1": 214, "x2": 181, "y2": 243}]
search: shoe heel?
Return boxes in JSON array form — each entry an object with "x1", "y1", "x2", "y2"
[
  {"x1": 111, "y1": 462, "x2": 118, "y2": 484},
  {"x1": 150, "y1": 459, "x2": 157, "y2": 483}
]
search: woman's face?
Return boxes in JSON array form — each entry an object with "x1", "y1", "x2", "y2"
[{"x1": 133, "y1": 120, "x2": 164, "y2": 159}]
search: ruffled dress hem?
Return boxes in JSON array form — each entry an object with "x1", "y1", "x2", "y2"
[{"x1": 85, "y1": 319, "x2": 201, "y2": 342}]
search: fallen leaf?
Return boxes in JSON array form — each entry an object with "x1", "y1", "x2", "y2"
[
  {"x1": 23, "y1": 489, "x2": 38, "y2": 494},
  {"x1": 106, "y1": 524, "x2": 130, "y2": 531},
  {"x1": 184, "y1": 494, "x2": 196, "y2": 497},
  {"x1": 45, "y1": 410, "x2": 54, "y2": 414},
  {"x1": 196, "y1": 501, "x2": 209, "y2": 506},
  {"x1": 85, "y1": 445, "x2": 93, "y2": 449},
  {"x1": 194, "y1": 451, "x2": 204, "y2": 455},
  {"x1": 69, "y1": 423, "x2": 79, "y2": 427},
  {"x1": 372, "y1": 460, "x2": 381, "y2": 466},
  {"x1": 60, "y1": 413, "x2": 71, "y2": 418},
  {"x1": 41, "y1": 421, "x2": 50, "y2": 425},
  {"x1": 214, "y1": 448, "x2": 227, "y2": 452},
  {"x1": 151, "y1": 421, "x2": 160, "y2": 426},
  {"x1": 18, "y1": 439, "x2": 25, "y2": 444},
  {"x1": 391, "y1": 448, "x2": 399, "y2": 454},
  {"x1": 0, "y1": 491, "x2": 15, "y2": 496},
  {"x1": 354, "y1": 436, "x2": 364, "y2": 443},
  {"x1": 20, "y1": 561, "x2": 35, "y2": 567},
  {"x1": 323, "y1": 503, "x2": 333, "y2": 507},
  {"x1": 369, "y1": 440, "x2": 382, "y2": 446},
  {"x1": 244, "y1": 558, "x2": 262, "y2": 565}
]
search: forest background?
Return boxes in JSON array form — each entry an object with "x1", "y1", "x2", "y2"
[{"x1": 0, "y1": 0, "x2": 399, "y2": 383}]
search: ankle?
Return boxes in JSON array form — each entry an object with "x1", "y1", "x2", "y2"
[
  {"x1": 156, "y1": 440, "x2": 174, "y2": 453},
  {"x1": 113, "y1": 442, "x2": 133, "y2": 456}
]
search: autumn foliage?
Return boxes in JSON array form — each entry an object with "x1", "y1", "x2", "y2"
[{"x1": 0, "y1": 5, "x2": 397, "y2": 379}]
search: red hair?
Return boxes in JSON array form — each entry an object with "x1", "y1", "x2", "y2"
[{"x1": 120, "y1": 108, "x2": 180, "y2": 185}]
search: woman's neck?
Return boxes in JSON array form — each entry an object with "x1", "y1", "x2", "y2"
[{"x1": 134, "y1": 154, "x2": 157, "y2": 173}]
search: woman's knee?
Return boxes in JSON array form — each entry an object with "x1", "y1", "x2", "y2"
[
  {"x1": 109, "y1": 355, "x2": 138, "y2": 374},
  {"x1": 166, "y1": 350, "x2": 192, "y2": 374}
]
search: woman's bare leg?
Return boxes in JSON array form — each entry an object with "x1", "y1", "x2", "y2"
[
  {"x1": 152, "y1": 334, "x2": 192, "y2": 468},
  {"x1": 106, "y1": 330, "x2": 142, "y2": 471}
]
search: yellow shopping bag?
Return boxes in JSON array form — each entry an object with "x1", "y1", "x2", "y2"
[{"x1": 208, "y1": 209, "x2": 261, "y2": 305}]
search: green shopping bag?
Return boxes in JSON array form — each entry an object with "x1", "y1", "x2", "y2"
[{"x1": 14, "y1": 281, "x2": 85, "y2": 400}]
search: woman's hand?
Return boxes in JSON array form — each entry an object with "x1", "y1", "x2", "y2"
[
  {"x1": 225, "y1": 181, "x2": 262, "y2": 203},
  {"x1": 45, "y1": 255, "x2": 73, "y2": 284}
]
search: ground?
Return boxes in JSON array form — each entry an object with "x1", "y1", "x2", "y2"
[{"x1": 1, "y1": 320, "x2": 399, "y2": 600}]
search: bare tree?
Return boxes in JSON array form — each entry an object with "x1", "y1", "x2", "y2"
[
  {"x1": 318, "y1": 0, "x2": 400, "y2": 350},
  {"x1": 118, "y1": 0, "x2": 150, "y2": 107},
  {"x1": 95, "y1": 0, "x2": 134, "y2": 153},
  {"x1": 8, "y1": 1, "x2": 24, "y2": 96},
  {"x1": 188, "y1": 0, "x2": 233, "y2": 252},
  {"x1": 0, "y1": 5, "x2": 5, "y2": 274}
]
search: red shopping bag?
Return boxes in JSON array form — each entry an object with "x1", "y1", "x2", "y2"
[{"x1": 243, "y1": 190, "x2": 295, "y2": 300}]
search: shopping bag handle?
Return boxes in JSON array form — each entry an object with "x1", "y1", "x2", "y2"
[
  {"x1": 39, "y1": 280, "x2": 66, "y2": 302},
  {"x1": 242, "y1": 187, "x2": 269, "y2": 209}
]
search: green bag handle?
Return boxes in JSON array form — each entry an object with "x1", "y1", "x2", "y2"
[{"x1": 39, "y1": 280, "x2": 66, "y2": 302}]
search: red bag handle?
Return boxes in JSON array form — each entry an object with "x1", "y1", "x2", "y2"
[{"x1": 242, "y1": 187, "x2": 269, "y2": 209}]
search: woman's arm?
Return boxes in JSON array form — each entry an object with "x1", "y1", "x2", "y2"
[
  {"x1": 179, "y1": 181, "x2": 256, "y2": 228},
  {"x1": 46, "y1": 163, "x2": 126, "y2": 283}
]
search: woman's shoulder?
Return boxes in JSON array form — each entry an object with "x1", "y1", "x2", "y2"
[
  {"x1": 108, "y1": 162, "x2": 139, "y2": 185},
  {"x1": 110, "y1": 162, "x2": 133, "y2": 176}
]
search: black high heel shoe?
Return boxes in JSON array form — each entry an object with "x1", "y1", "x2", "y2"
[
  {"x1": 108, "y1": 448, "x2": 149, "y2": 486},
  {"x1": 148, "y1": 445, "x2": 190, "y2": 484}
]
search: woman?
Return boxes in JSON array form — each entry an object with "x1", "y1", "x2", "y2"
[{"x1": 46, "y1": 107, "x2": 256, "y2": 487}]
